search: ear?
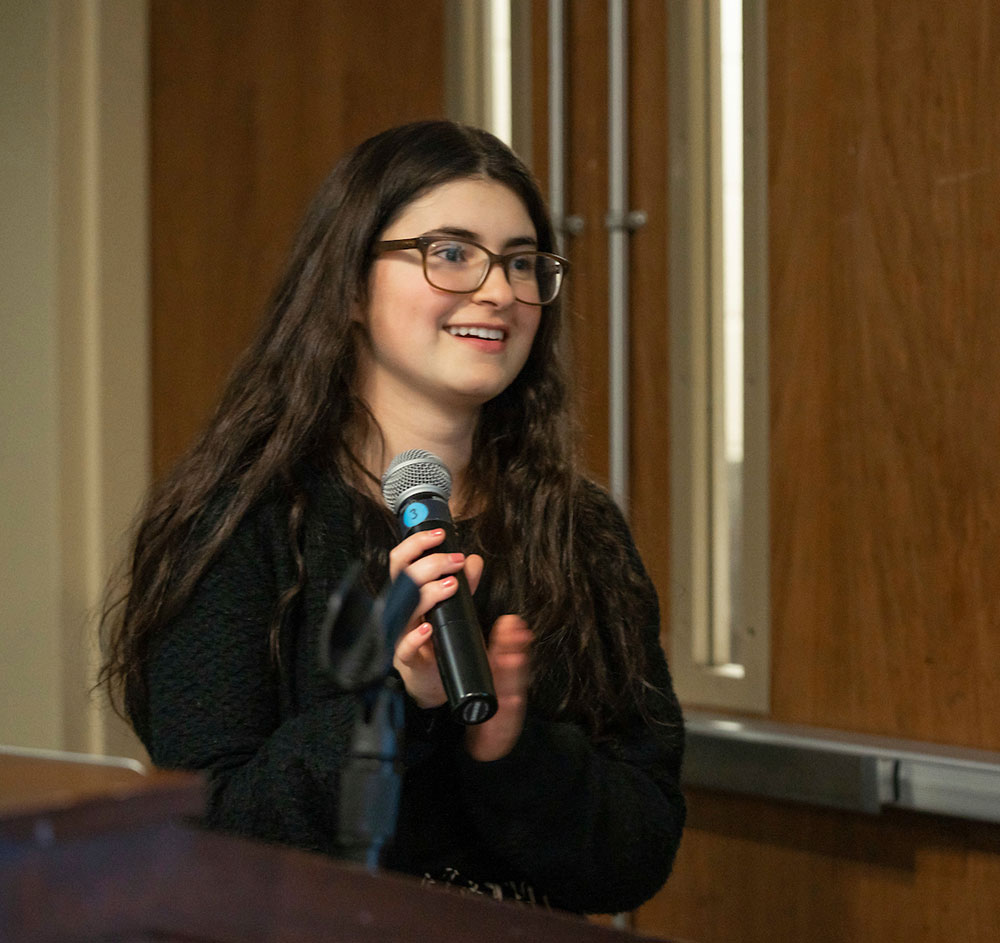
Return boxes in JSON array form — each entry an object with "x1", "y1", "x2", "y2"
[
  {"x1": 348, "y1": 295, "x2": 367, "y2": 327},
  {"x1": 348, "y1": 309, "x2": 371, "y2": 355},
  {"x1": 348, "y1": 281, "x2": 370, "y2": 326}
]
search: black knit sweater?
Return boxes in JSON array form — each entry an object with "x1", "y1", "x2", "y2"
[{"x1": 142, "y1": 469, "x2": 685, "y2": 914}]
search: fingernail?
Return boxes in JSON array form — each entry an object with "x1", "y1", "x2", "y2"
[
  {"x1": 441, "y1": 576, "x2": 457, "y2": 587},
  {"x1": 449, "y1": 553, "x2": 465, "y2": 563}
]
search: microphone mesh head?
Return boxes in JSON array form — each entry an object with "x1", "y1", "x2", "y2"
[{"x1": 381, "y1": 449, "x2": 452, "y2": 513}]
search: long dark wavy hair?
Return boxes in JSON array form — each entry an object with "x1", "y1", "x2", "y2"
[{"x1": 100, "y1": 120, "x2": 666, "y2": 738}]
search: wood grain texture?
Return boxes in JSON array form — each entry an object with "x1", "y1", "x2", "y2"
[
  {"x1": 562, "y1": 0, "x2": 613, "y2": 484},
  {"x1": 768, "y1": 0, "x2": 1000, "y2": 747},
  {"x1": 640, "y1": 1, "x2": 1000, "y2": 940},
  {"x1": 2, "y1": 764, "x2": 666, "y2": 943},
  {"x1": 149, "y1": 2, "x2": 1000, "y2": 939},
  {"x1": 637, "y1": 789, "x2": 1000, "y2": 943},
  {"x1": 151, "y1": 0, "x2": 446, "y2": 476},
  {"x1": 626, "y1": 0, "x2": 671, "y2": 617}
]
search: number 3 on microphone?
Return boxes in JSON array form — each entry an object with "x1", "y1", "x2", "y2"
[{"x1": 403, "y1": 502, "x2": 429, "y2": 528}]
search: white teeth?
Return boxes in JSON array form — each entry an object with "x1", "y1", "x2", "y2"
[{"x1": 446, "y1": 325, "x2": 505, "y2": 341}]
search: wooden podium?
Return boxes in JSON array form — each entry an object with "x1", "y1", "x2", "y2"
[{"x1": 0, "y1": 748, "x2": 671, "y2": 942}]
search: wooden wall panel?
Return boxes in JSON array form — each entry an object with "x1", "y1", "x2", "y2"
[
  {"x1": 637, "y1": 789, "x2": 1000, "y2": 943},
  {"x1": 627, "y1": 0, "x2": 671, "y2": 609},
  {"x1": 151, "y1": 0, "x2": 446, "y2": 476},
  {"x1": 768, "y1": 0, "x2": 1000, "y2": 748},
  {"x1": 562, "y1": 0, "x2": 613, "y2": 483},
  {"x1": 637, "y1": 1, "x2": 1000, "y2": 941}
]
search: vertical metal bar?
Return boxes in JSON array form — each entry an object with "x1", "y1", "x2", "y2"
[
  {"x1": 707, "y1": 0, "x2": 731, "y2": 667},
  {"x1": 739, "y1": 0, "x2": 771, "y2": 708},
  {"x1": 607, "y1": 0, "x2": 629, "y2": 509},
  {"x1": 547, "y1": 0, "x2": 567, "y2": 253}
]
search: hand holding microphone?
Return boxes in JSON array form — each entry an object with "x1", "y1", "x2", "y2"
[
  {"x1": 388, "y1": 529, "x2": 483, "y2": 711},
  {"x1": 382, "y1": 450, "x2": 498, "y2": 725}
]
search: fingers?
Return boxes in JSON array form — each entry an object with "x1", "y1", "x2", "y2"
[
  {"x1": 465, "y1": 615, "x2": 533, "y2": 762},
  {"x1": 393, "y1": 620, "x2": 447, "y2": 709},
  {"x1": 389, "y1": 529, "x2": 462, "y2": 618},
  {"x1": 394, "y1": 620, "x2": 433, "y2": 667},
  {"x1": 489, "y1": 614, "x2": 533, "y2": 650},
  {"x1": 464, "y1": 553, "x2": 484, "y2": 595},
  {"x1": 386, "y1": 530, "x2": 486, "y2": 712},
  {"x1": 387, "y1": 528, "x2": 449, "y2": 580},
  {"x1": 486, "y1": 615, "x2": 533, "y2": 695},
  {"x1": 388, "y1": 532, "x2": 485, "y2": 631},
  {"x1": 389, "y1": 536, "x2": 486, "y2": 712}
]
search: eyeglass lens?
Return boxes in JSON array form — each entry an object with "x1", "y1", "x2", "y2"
[{"x1": 423, "y1": 239, "x2": 562, "y2": 304}]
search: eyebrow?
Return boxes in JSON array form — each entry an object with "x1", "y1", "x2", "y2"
[{"x1": 426, "y1": 226, "x2": 538, "y2": 251}]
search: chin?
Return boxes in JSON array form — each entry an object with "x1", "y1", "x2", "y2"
[
  {"x1": 456, "y1": 387, "x2": 505, "y2": 407},
  {"x1": 438, "y1": 382, "x2": 507, "y2": 410},
  {"x1": 445, "y1": 372, "x2": 517, "y2": 405}
]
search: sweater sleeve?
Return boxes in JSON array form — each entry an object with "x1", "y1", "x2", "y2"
[
  {"x1": 456, "y1": 487, "x2": 685, "y2": 914},
  {"x1": 143, "y1": 497, "x2": 356, "y2": 854},
  {"x1": 455, "y1": 687, "x2": 684, "y2": 914}
]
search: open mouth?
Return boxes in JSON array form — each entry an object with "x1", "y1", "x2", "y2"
[{"x1": 446, "y1": 325, "x2": 507, "y2": 341}]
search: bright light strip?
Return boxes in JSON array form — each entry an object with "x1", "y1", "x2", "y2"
[{"x1": 490, "y1": 0, "x2": 512, "y2": 144}]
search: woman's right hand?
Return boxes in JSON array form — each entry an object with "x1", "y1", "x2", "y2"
[{"x1": 389, "y1": 528, "x2": 484, "y2": 709}]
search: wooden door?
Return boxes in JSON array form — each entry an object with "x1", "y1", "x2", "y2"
[
  {"x1": 534, "y1": 1, "x2": 1000, "y2": 940},
  {"x1": 151, "y1": 0, "x2": 447, "y2": 475}
]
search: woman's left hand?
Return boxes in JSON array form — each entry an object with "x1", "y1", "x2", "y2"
[{"x1": 464, "y1": 615, "x2": 534, "y2": 762}]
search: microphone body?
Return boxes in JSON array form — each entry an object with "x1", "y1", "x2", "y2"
[{"x1": 382, "y1": 451, "x2": 497, "y2": 725}]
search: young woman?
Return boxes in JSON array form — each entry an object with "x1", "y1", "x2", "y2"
[{"x1": 100, "y1": 120, "x2": 685, "y2": 914}]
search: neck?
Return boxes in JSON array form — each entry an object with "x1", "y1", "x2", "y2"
[{"x1": 358, "y1": 387, "x2": 480, "y2": 508}]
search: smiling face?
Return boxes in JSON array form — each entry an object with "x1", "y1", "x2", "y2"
[{"x1": 358, "y1": 177, "x2": 543, "y2": 422}]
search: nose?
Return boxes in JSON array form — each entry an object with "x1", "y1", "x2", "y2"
[{"x1": 472, "y1": 259, "x2": 517, "y2": 306}]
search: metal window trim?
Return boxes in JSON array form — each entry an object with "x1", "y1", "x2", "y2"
[
  {"x1": 684, "y1": 710, "x2": 1000, "y2": 824},
  {"x1": 668, "y1": 0, "x2": 770, "y2": 714}
]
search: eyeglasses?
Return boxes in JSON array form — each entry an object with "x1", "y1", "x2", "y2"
[{"x1": 374, "y1": 235, "x2": 568, "y2": 305}]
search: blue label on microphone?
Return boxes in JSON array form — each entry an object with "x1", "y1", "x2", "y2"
[{"x1": 403, "y1": 502, "x2": 430, "y2": 528}]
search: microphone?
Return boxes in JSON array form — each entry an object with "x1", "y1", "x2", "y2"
[
  {"x1": 381, "y1": 449, "x2": 497, "y2": 725},
  {"x1": 316, "y1": 564, "x2": 420, "y2": 869},
  {"x1": 318, "y1": 561, "x2": 420, "y2": 692}
]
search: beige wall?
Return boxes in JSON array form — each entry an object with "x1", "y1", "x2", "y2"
[
  {"x1": 0, "y1": 0, "x2": 149, "y2": 760},
  {"x1": 1, "y1": 0, "x2": 62, "y2": 749}
]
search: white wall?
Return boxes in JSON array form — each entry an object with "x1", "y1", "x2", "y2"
[{"x1": 0, "y1": 0, "x2": 149, "y2": 759}]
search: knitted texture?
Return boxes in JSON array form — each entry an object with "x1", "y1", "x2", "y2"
[{"x1": 143, "y1": 469, "x2": 685, "y2": 914}]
